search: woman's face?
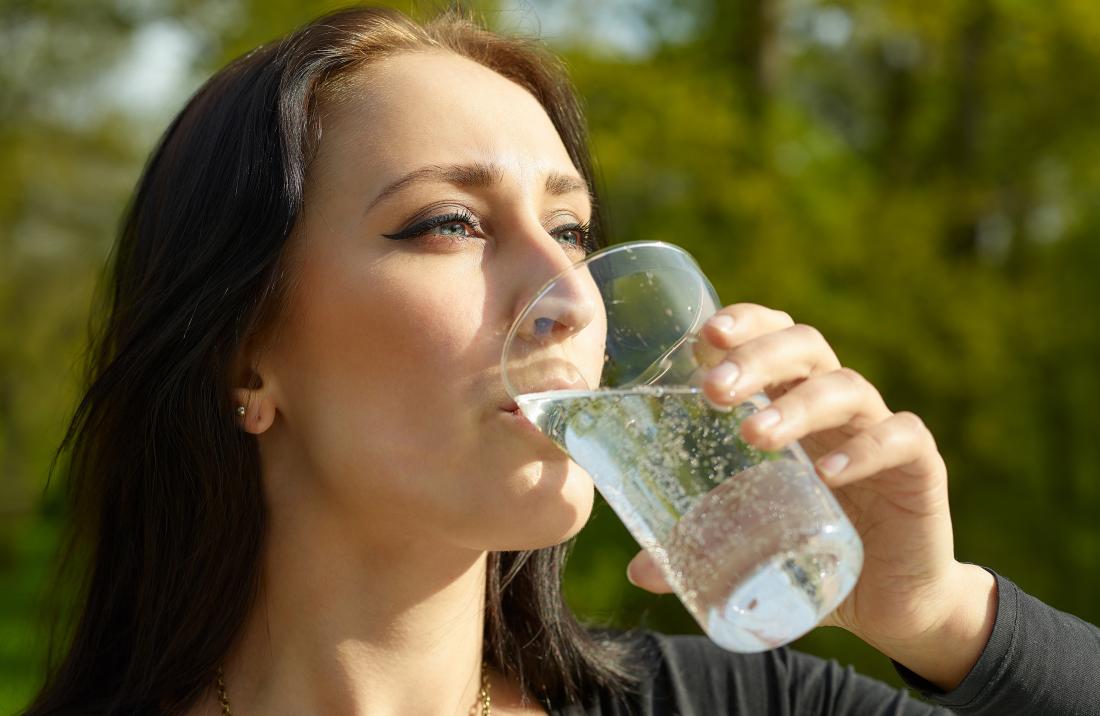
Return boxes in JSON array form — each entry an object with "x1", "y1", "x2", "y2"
[{"x1": 253, "y1": 51, "x2": 603, "y2": 551}]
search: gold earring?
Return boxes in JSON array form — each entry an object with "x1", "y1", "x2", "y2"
[{"x1": 236, "y1": 405, "x2": 246, "y2": 416}]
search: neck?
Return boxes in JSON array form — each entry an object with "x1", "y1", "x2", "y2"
[{"x1": 221, "y1": 496, "x2": 490, "y2": 716}]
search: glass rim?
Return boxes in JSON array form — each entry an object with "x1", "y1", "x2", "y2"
[{"x1": 500, "y1": 240, "x2": 703, "y2": 398}]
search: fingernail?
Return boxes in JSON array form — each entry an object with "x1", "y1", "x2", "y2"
[
  {"x1": 709, "y1": 361, "x2": 740, "y2": 391},
  {"x1": 818, "y1": 452, "x2": 850, "y2": 477},
  {"x1": 708, "y1": 314, "x2": 736, "y2": 335},
  {"x1": 626, "y1": 567, "x2": 639, "y2": 587},
  {"x1": 750, "y1": 407, "x2": 781, "y2": 431}
]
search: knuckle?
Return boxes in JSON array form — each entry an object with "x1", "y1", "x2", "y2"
[
  {"x1": 835, "y1": 367, "x2": 869, "y2": 391},
  {"x1": 894, "y1": 410, "x2": 927, "y2": 434},
  {"x1": 895, "y1": 410, "x2": 939, "y2": 452},
  {"x1": 773, "y1": 309, "x2": 795, "y2": 327},
  {"x1": 791, "y1": 322, "x2": 825, "y2": 345}
]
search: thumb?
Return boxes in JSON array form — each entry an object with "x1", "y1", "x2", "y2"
[{"x1": 627, "y1": 550, "x2": 675, "y2": 594}]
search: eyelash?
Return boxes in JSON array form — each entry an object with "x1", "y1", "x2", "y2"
[{"x1": 382, "y1": 209, "x2": 597, "y2": 255}]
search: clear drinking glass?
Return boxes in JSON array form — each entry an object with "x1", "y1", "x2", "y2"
[{"x1": 501, "y1": 240, "x2": 863, "y2": 652}]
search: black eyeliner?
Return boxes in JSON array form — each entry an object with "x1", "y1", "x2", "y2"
[
  {"x1": 383, "y1": 211, "x2": 596, "y2": 255},
  {"x1": 382, "y1": 210, "x2": 477, "y2": 241}
]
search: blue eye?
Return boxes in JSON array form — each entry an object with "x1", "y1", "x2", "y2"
[
  {"x1": 382, "y1": 211, "x2": 480, "y2": 242},
  {"x1": 551, "y1": 220, "x2": 595, "y2": 256},
  {"x1": 437, "y1": 221, "x2": 471, "y2": 237}
]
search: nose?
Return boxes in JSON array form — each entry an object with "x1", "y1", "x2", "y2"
[
  {"x1": 512, "y1": 242, "x2": 601, "y2": 347},
  {"x1": 517, "y1": 278, "x2": 599, "y2": 345}
]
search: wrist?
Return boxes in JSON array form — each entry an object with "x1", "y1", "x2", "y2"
[{"x1": 868, "y1": 562, "x2": 998, "y2": 692}]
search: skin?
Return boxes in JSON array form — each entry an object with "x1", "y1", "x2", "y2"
[{"x1": 203, "y1": 49, "x2": 995, "y2": 715}]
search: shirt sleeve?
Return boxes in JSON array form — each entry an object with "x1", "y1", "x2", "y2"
[{"x1": 891, "y1": 567, "x2": 1100, "y2": 715}]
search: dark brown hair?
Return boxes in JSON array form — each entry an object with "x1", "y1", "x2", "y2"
[{"x1": 25, "y1": 6, "x2": 638, "y2": 715}]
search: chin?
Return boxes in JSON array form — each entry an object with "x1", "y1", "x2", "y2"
[{"x1": 499, "y1": 460, "x2": 596, "y2": 550}]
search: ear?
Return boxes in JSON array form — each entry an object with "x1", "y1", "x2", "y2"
[{"x1": 230, "y1": 341, "x2": 278, "y2": 435}]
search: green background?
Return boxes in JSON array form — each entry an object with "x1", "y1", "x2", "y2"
[{"x1": 4, "y1": 0, "x2": 1100, "y2": 711}]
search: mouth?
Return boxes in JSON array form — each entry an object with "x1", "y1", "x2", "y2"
[
  {"x1": 500, "y1": 402, "x2": 541, "y2": 435},
  {"x1": 496, "y1": 377, "x2": 586, "y2": 437},
  {"x1": 497, "y1": 376, "x2": 586, "y2": 415}
]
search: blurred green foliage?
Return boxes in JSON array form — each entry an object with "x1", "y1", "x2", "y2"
[{"x1": 3, "y1": 0, "x2": 1100, "y2": 711}]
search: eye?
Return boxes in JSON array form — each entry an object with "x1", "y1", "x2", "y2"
[
  {"x1": 382, "y1": 210, "x2": 481, "y2": 242},
  {"x1": 550, "y1": 220, "x2": 595, "y2": 256},
  {"x1": 436, "y1": 220, "x2": 473, "y2": 237}
]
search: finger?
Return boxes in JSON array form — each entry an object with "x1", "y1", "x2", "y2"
[
  {"x1": 692, "y1": 304, "x2": 795, "y2": 383},
  {"x1": 702, "y1": 323, "x2": 843, "y2": 408},
  {"x1": 626, "y1": 550, "x2": 675, "y2": 594},
  {"x1": 813, "y1": 411, "x2": 946, "y2": 489},
  {"x1": 698, "y1": 303, "x2": 796, "y2": 352},
  {"x1": 739, "y1": 367, "x2": 891, "y2": 450}
]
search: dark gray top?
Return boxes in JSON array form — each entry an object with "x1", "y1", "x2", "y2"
[{"x1": 548, "y1": 569, "x2": 1100, "y2": 715}]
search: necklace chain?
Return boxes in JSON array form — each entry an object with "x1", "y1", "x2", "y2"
[
  {"x1": 215, "y1": 661, "x2": 491, "y2": 715},
  {"x1": 215, "y1": 668, "x2": 231, "y2": 716}
]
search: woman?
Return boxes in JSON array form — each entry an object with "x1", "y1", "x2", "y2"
[{"x1": 24, "y1": 6, "x2": 1099, "y2": 715}]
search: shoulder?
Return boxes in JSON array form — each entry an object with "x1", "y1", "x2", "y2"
[
  {"x1": 568, "y1": 627, "x2": 794, "y2": 715},
  {"x1": 571, "y1": 627, "x2": 933, "y2": 716},
  {"x1": 602, "y1": 626, "x2": 789, "y2": 679}
]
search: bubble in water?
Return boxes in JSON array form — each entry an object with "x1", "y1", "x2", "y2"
[{"x1": 526, "y1": 386, "x2": 861, "y2": 653}]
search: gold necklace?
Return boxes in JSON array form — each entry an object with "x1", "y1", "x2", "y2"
[{"x1": 215, "y1": 661, "x2": 492, "y2": 715}]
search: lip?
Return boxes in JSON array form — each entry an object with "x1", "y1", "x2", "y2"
[
  {"x1": 496, "y1": 376, "x2": 587, "y2": 438},
  {"x1": 497, "y1": 376, "x2": 587, "y2": 414},
  {"x1": 501, "y1": 406, "x2": 542, "y2": 434}
]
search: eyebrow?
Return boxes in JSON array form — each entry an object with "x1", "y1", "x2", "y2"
[{"x1": 365, "y1": 162, "x2": 593, "y2": 213}]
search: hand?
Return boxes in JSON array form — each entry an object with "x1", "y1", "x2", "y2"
[{"x1": 625, "y1": 303, "x2": 996, "y2": 689}]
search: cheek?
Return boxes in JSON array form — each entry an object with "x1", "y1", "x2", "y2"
[
  {"x1": 348, "y1": 298, "x2": 472, "y2": 426},
  {"x1": 274, "y1": 253, "x2": 487, "y2": 487},
  {"x1": 268, "y1": 247, "x2": 596, "y2": 548}
]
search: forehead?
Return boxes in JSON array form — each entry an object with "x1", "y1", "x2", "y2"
[{"x1": 314, "y1": 50, "x2": 578, "y2": 185}]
